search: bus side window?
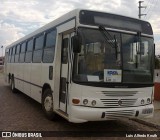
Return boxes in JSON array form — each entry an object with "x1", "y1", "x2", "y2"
[
  {"x1": 8, "y1": 48, "x2": 11, "y2": 63},
  {"x1": 33, "y1": 34, "x2": 44, "y2": 63},
  {"x1": 15, "y1": 44, "x2": 20, "y2": 63},
  {"x1": 19, "y1": 42, "x2": 26, "y2": 63},
  {"x1": 43, "y1": 30, "x2": 56, "y2": 63},
  {"x1": 25, "y1": 39, "x2": 33, "y2": 63},
  {"x1": 11, "y1": 46, "x2": 16, "y2": 63},
  {"x1": 10, "y1": 48, "x2": 13, "y2": 63}
]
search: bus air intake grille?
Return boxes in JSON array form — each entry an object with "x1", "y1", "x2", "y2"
[
  {"x1": 105, "y1": 110, "x2": 135, "y2": 119},
  {"x1": 101, "y1": 91, "x2": 137, "y2": 96},
  {"x1": 100, "y1": 99, "x2": 137, "y2": 107}
]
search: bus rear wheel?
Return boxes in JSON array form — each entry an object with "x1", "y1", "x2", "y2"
[{"x1": 42, "y1": 89, "x2": 57, "y2": 120}]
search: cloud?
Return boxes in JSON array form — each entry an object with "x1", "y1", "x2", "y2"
[
  {"x1": 0, "y1": 22, "x2": 24, "y2": 49},
  {"x1": 150, "y1": 15, "x2": 160, "y2": 35}
]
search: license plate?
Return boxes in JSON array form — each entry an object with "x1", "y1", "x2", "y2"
[{"x1": 142, "y1": 108, "x2": 153, "y2": 114}]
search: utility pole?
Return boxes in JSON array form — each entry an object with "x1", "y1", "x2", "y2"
[{"x1": 138, "y1": 1, "x2": 146, "y2": 19}]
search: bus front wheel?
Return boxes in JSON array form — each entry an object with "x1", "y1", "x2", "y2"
[{"x1": 42, "y1": 89, "x2": 57, "y2": 120}]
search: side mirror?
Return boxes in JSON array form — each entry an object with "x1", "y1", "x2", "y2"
[{"x1": 72, "y1": 35, "x2": 81, "y2": 53}]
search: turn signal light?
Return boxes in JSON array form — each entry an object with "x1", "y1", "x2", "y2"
[{"x1": 72, "y1": 99, "x2": 80, "y2": 104}]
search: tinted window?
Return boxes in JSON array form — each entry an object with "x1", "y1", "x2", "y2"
[
  {"x1": 25, "y1": 52, "x2": 32, "y2": 63},
  {"x1": 20, "y1": 42, "x2": 26, "y2": 63},
  {"x1": 43, "y1": 48, "x2": 55, "y2": 63},
  {"x1": 43, "y1": 30, "x2": 56, "y2": 63},
  {"x1": 33, "y1": 50, "x2": 42, "y2": 63},
  {"x1": 35, "y1": 35, "x2": 44, "y2": 50},
  {"x1": 13, "y1": 47, "x2": 16, "y2": 55},
  {"x1": 21, "y1": 42, "x2": 26, "y2": 53},
  {"x1": 11, "y1": 46, "x2": 16, "y2": 63},
  {"x1": 15, "y1": 45, "x2": 20, "y2": 63},
  {"x1": 9, "y1": 48, "x2": 12, "y2": 55},
  {"x1": 9, "y1": 48, "x2": 13, "y2": 62},
  {"x1": 8, "y1": 49, "x2": 11, "y2": 62},
  {"x1": 45, "y1": 30, "x2": 56, "y2": 48},
  {"x1": 19, "y1": 53, "x2": 25, "y2": 63},
  {"x1": 16, "y1": 45, "x2": 20, "y2": 54},
  {"x1": 15, "y1": 54, "x2": 19, "y2": 63},
  {"x1": 27, "y1": 39, "x2": 34, "y2": 52},
  {"x1": 25, "y1": 39, "x2": 33, "y2": 63}
]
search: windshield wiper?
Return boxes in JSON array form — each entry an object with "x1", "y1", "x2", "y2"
[{"x1": 99, "y1": 25, "x2": 118, "y2": 59}]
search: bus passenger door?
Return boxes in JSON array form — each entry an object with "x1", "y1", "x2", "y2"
[{"x1": 59, "y1": 34, "x2": 70, "y2": 112}]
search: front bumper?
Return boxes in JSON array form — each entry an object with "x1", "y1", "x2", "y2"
[{"x1": 69, "y1": 104, "x2": 154, "y2": 123}]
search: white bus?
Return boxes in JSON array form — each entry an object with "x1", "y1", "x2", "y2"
[{"x1": 4, "y1": 9, "x2": 154, "y2": 123}]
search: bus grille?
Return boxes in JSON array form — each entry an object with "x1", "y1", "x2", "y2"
[
  {"x1": 102, "y1": 91, "x2": 137, "y2": 96},
  {"x1": 104, "y1": 110, "x2": 135, "y2": 119},
  {"x1": 100, "y1": 91, "x2": 138, "y2": 108},
  {"x1": 100, "y1": 98, "x2": 137, "y2": 107}
]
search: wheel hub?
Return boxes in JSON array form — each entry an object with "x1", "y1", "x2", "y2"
[{"x1": 44, "y1": 96, "x2": 53, "y2": 112}]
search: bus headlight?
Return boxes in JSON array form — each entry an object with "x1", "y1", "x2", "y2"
[
  {"x1": 83, "y1": 99, "x2": 88, "y2": 105},
  {"x1": 141, "y1": 99, "x2": 144, "y2": 105},
  {"x1": 147, "y1": 98, "x2": 151, "y2": 104},
  {"x1": 91, "y1": 100, "x2": 96, "y2": 106}
]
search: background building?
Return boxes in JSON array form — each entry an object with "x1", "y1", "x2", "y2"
[{"x1": 0, "y1": 56, "x2": 4, "y2": 65}]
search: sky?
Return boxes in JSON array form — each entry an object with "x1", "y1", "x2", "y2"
[{"x1": 0, "y1": 0, "x2": 160, "y2": 56}]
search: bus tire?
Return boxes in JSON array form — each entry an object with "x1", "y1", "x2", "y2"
[
  {"x1": 42, "y1": 89, "x2": 56, "y2": 120},
  {"x1": 11, "y1": 77, "x2": 17, "y2": 93}
]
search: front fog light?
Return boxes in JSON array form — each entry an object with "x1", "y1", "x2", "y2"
[
  {"x1": 141, "y1": 99, "x2": 144, "y2": 104},
  {"x1": 83, "y1": 99, "x2": 88, "y2": 105},
  {"x1": 147, "y1": 98, "x2": 151, "y2": 103},
  {"x1": 91, "y1": 100, "x2": 96, "y2": 106}
]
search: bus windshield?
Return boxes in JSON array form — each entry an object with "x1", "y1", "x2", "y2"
[{"x1": 73, "y1": 28, "x2": 154, "y2": 84}]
